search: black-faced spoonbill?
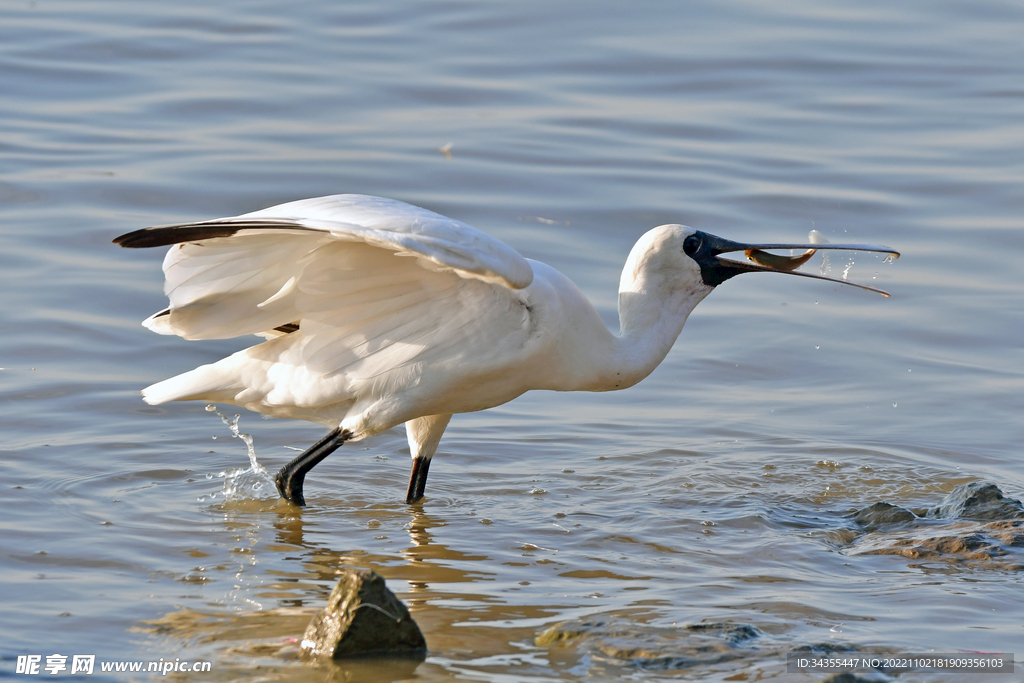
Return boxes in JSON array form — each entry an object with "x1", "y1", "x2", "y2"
[{"x1": 114, "y1": 195, "x2": 898, "y2": 506}]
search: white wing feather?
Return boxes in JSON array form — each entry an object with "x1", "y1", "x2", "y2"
[
  {"x1": 248, "y1": 195, "x2": 533, "y2": 289},
  {"x1": 147, "y1": 195, "x2": 533, "y2": 341},
  {"x1": 149, "y1": 230, "x2": 331, "y2": 339},
  {"x1": 139, "y1": 195, "x2": 540, "y2": 428}
]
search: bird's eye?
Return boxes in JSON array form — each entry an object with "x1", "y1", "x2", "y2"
[{"x1": 683, "y1": 234, "x2": 702, "y2": 257}]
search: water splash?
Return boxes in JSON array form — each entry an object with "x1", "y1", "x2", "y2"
[
  {"x1": 841, "y1": 258, "x2": 854, "y2": 281},
  {"x1": 809, "y1": 230, "x2": 831, "y2": 277},
  {"x1": 204, "y1": 405, "x2": 278, "y2": 502}
]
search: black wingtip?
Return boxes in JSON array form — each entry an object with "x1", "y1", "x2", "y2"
[
  {"x1": 113, "y1": 219, "x2": 319, "y2": 249},
  {"x1": 113, "y1": 224, "x2": 245, "y2": 249}
]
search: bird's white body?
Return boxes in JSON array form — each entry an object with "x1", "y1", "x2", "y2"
[
  {"x1": 142, "y1": 195, "x2": 711, "y2": 443},
  {"x1": 122, "y1": 193, "x2": 894, "y2": 503}
]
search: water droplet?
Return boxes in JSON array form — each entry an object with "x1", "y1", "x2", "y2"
[
  {"x1": 206, "y1": 473, "x2": 213, "y2": 480},
  {"x1": 893, "y1": 401, "x2": 897, "y2": 407},
  {"x1": 815, "y1": 344, "x2": 820, "y2": 350}
]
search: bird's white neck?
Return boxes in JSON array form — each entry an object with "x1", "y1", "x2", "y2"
[
  {"x1": 598, "y1": 271, "x2": 706, "y2": 391},
  {"x1": 609, "y1": 225, "x2": 715, "y2": 386},
  {"x1": 544, "y1": 233, "x2": 711, "y2": 392},
  {"x1": 533, "y1": 225, "x2": 712, "y2": 394}
]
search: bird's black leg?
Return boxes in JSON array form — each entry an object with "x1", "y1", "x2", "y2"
[
  {"x1": 405, "y1": 456, "x2": 431, "y2": 504},
  {"x1": 275, "y1": 427, "x2": 351, "y2": 506}
]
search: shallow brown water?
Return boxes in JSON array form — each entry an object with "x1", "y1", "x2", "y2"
[{"x1": 2, "y1": 0, "x2": 1023, "y2": 681}]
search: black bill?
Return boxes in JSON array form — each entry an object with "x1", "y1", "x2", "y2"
[{"x1": 683, "y1": 231, "x2": 900, "y2": 297}]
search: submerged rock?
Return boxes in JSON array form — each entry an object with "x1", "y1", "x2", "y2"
[
  {"x1": 538, "y1": 621, "x2": 905, "y2": 678},
  {"x1": 849, "y1": 502, "x2": 916, "y2": 529},
  {"x1": 301, "y1": 567, "x2": 426, "y2": 660},
  {"x1": 536, "y1": 617, "x2": 760, "y2": 670},
  {"x1": 929, "y1": 482, "x2": 1024, "y2": 521},
  {"x1": 856, "y1": 522, "x2": 1024, "y2": 568},
  {"x1": 846, "y1": 483, "x2": 1024, "y2": 570},
  {"x1": 685, "y1": 622, "x2": 761, "y2": 645}
]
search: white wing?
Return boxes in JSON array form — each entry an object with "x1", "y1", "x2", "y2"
[
  {"x1": 118, "y1": 195, "x2": 541, "y2": 425},
  {"x1": 116, "y1": 194, "x2": 534, "y2": 341}
]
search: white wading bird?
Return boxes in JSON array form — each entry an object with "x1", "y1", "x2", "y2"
[{"x1": 114, "y1": 195, "x2": 898, "y2": 506}]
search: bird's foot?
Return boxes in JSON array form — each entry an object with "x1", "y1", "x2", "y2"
[
  {"x1": 275, "y1": 467, "x2": 307, "y2": 506},
  {"x1": 273, "y1": 427, "x2": 351, "y2": 507}
]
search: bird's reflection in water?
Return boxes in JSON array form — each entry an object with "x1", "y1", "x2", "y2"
[
  {"x1": 397, "y1": 506, "x2": 494, "y2": 605},
  {"x1": 403, "y1": 508, "x2": 434, "y2": 600},
  {"x1": 405, "y1": 507, "x2": 434, "y2": 549},
  {"x1": 263, "y1": 499, "x2": 496, "y2": 605}
]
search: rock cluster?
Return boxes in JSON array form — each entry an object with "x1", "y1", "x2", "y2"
[{"x1": 847, "y1": 482, "x2": 1024, "y2": 569}]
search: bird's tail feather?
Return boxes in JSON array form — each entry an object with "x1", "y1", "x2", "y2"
[{"x1": 142, "y1": 364, "x2": 241, "y2": 405}]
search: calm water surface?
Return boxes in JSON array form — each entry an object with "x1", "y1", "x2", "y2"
[{"x1": 2, "y1": 0, "x2": 1023, "y2": 681}]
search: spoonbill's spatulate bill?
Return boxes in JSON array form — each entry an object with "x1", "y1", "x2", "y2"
[{"x1": 114, "y1": 194, "x2": 898, "y2": 506}]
